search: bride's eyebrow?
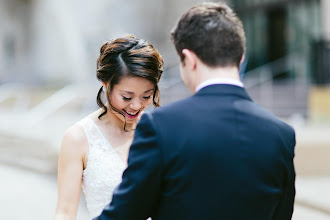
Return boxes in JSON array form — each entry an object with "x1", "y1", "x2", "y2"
[
  {"x1": 119, "y1": 90, "x2": 134, "y2": 94},
  {"x1": 119, "y1": 89, "x2": 154, "y2": 94},
  {"x1": 144, "y1": 89, "x2": 154, "y2": 93}
]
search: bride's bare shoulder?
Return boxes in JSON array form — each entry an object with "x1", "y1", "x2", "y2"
[{"x1": 60, "y1": 118, "x2": 88, "y2": 156}]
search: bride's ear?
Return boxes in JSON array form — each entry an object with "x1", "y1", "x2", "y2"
[{"x1": 182, "y1": 49, "x2": 197, "y2": 70}]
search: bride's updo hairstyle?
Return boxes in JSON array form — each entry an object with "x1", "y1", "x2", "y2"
[{"x1": 96, "y1": 34, "x2": 164, "y2": 119}]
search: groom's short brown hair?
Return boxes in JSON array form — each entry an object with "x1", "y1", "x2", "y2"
[{"x1": 171, "y1": 2, "x2": 246, "y2": 68}]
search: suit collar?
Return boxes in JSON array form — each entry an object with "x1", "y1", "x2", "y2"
[{"x1": 195, "y1": 84, "x2": 252, "y2": 101}]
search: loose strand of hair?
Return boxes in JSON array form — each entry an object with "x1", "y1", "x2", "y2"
[
  {"x1": 153, "y1": 86, "x2": 160, "y2": 107},
  {"x1": 97, "y1": 86, "x2": 107, "y2": 119},
  {"x1": 108, "y1": 101, "x2": 135, "y2": 132}
]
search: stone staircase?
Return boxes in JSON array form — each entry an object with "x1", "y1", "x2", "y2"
[
  {"x1": 0, "y1": 83, "x2": 98, "y2": 174},
  {"x1": 245, "y1": 80, "x2": 310, "y2": 118},
  {"x1": 0, "y1": 133, "x2": 58, "y2": 174}
]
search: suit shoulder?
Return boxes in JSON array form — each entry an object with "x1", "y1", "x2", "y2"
[
  {"x1": 267, "y1": 115, "x2": 296, "y2": 156},
  {"x1": 251, "y1": 102, "x2": 295, "y2": 133},
  {"x1": 266, "y1": 112, "x2": 296, "y2": 140},
  {"x1": 278, "y1": 119, "x2": 296, "y2": 148},
  {"x1": 247, "y1": 103, "x2": 296, "y2": 152}
]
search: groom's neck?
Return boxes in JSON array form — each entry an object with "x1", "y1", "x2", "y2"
[{"x1": 193, "y1": 65, "x2": 241, "y2": 92}]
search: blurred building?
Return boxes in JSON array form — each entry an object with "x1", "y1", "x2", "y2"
[
  {"x1": 0, "y1": 0, "x2": 330, "y2": 119},
  {"x1": 231, "y1": 0, "x2": 321, "y2": 76},
  {"x1": 228, "y1": 0, "x2": 330, "y2": 120},
  {"x1": 0, "y1": 0, "x2": 202, "y2": 84}
]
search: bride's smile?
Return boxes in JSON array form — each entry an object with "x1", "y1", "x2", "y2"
[{"x1": 123, "y1": 109, "x2": 140, "y2": 118}]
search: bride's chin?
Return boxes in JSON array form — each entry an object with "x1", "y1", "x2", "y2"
[
  {"x1": 126, "y1": 119, "x2": 138, "y2": 125},
  {"x1": 125, "y1": 122, "x2": 137, "y2": 131}
]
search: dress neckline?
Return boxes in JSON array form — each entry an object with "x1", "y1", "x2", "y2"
[{"x1": 85, "y1": 117, "x2": 125, "y2": 165}]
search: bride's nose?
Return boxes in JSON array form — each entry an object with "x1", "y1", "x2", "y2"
[{"x1": 129, "y1": 100, "x2": 142, "y2": 110}]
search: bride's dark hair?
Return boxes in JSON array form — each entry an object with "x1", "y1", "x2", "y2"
[{"x1": 96, "y1": 34, "x2": 164, "y2": 129}]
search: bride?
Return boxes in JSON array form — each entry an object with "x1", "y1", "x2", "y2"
[{"x1": 54, "y1": 35, "x2": 164, "y2": 219}]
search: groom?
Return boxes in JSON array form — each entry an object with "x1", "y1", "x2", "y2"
[{"x1": 95, "y1": 2, "x2": 296, "y2": 220}]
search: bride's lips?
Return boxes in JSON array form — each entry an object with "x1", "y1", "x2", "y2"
[{"x1": 123, "y1": 109, "x2": 140, "y2": 119}]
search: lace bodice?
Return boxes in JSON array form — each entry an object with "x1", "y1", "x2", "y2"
[{"x1": 80, "y1": 117, "x2": 126, "y2": 219}]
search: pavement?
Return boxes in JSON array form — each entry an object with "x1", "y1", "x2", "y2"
[
  {"x1": 0, "y1": 163, "x2": 329, "y2": 220},
  {"x1": 1, "y1": 122, "x2": 330, "y2": 220},
  {"x1": 294, "y1": 177, "x2": 330, "y2": 219},
  {"x1": 0, "y1": 164, "x2": 89, "y2": 220}
]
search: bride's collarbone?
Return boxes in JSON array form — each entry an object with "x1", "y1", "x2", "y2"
[
  {"x1": 106, "y1": 129, "x2": 134, "y2": 145},
  {"x1": 111, "y1": 138, "x2": 132, "y2": 151}
]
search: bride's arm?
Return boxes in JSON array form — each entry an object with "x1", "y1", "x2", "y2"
[{"x1": 55, "y1": 125, "x2": 87, "y2": 220}]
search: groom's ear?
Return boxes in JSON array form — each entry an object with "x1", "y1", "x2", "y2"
[
  {"x1": 239, "y1": 54, "x2": 245, "y2": 65},
  {"x1": 182, "y1": 49, "x2": 197, "y2": 71}
]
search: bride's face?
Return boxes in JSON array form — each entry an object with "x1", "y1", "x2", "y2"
[{"x1": 108, "y1": 76, "x2": 155, "y2": 124}]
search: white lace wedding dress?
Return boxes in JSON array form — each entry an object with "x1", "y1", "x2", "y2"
[{"x1": 80, "y1": 117, "x2": 126, "y2": 219}]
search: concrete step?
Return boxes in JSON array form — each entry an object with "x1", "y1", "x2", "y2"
[
  {"x1": 293, "y1": 123, "x2": 330, "y2": 176},
  {"x1": 293, "y1": 204, "x2": 330, "y2": 220},
  {"x1": 294, "y1": 176, "x2": 330, "y2": 218},
  {"x1": 0, "y1": 164, "x2": 89, "y2": 220},
  {"x1": 0, "y1": 109, "x2": 83, "y2": 174},
  {"x1": 0, "y1": 133, "x2": 58, "y2": 174}
]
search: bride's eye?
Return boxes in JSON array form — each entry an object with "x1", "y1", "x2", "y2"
[
  {"x1": 122, "y1": 96, "x2": 131, "y2": 101},
  {"x1": 143, "y1": 96, "x2": 151, "y2": 100}
]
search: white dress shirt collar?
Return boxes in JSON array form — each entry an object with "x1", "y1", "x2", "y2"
[{"x1": 195, "y1": 78, "x2": 244, "y2": 92}]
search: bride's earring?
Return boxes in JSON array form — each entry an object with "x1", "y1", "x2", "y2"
[{"x1": 102, "y1": 86, "x2": 106, "y2": 92}]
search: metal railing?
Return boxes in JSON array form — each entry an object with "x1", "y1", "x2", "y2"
[{"x1": 243, "y1": 52, "x2": 309, "y2": 116}]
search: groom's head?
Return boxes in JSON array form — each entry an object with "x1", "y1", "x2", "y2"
[{"x1": 171, "y1": 2, "x2": 246, "y2": 69}]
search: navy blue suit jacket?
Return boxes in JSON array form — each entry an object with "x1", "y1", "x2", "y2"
[{"x1": 95, "y1": 84, "x2": 296, "y2": 220}]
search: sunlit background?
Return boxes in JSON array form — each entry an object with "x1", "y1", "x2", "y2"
[{"x1": 0, "y1": 0, "x2": 329, "y2": 219}]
